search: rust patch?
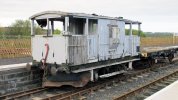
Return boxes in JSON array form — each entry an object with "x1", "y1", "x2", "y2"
[{"x1": 43, "y1": 72, "x2": 91, "y2": 87}]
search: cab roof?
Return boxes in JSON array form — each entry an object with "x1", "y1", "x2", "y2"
[{"x1": 30, "y1": 11, "x2": 141, "y2": 24}]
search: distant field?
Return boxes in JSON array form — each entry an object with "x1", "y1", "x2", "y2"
[
  {"x1": 0, "y1": 36, "x2": 178, "y2": 59},
  {"x1": 141, "y1": 36, "x2": 178, "y2": 47},
  {"x1": 0, "y1": 38, "x2": 31, "y2": 58}
]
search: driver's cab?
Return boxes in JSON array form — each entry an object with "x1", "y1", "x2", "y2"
[{"x1": 30, "y1": 11, "x2": 98, "y2": 66}]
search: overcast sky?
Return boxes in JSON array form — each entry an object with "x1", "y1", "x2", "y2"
[{"x1": 0, "y1": 0, "x2": 178, "y2": 32}]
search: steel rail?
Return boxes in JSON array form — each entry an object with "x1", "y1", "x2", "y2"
[
  {"x1": 113, "y1": 69, "x2": 178, "y2": 100},
  {"x1": 0, "y1": 87, "x2": 47, "y2": 100},
  {"x1": 0, "y1": 60, "x2": 175, "y2": 100},
  {"x1": 40, "y1": 63, "x2": 169, "y2": 100}
]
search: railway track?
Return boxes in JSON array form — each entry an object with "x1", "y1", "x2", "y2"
[
  {"x1": 38, "y1": 63, "x2": 168, "y2": 100},
  {"x1": 0, "y1": 61, "x2": 177, "y2": 100},
  {"x1": 0, "y1": 87, "x2": 47, "y2": 100},
  {"x1": 113, "y1": 69, "x2": 178, "y2": 100},
  {"x1": 87, "y1": 60, "x2": 178, "y2": 100},
  {"x1": 51, "y1": 64, "x2": 172, "y2": 100}
]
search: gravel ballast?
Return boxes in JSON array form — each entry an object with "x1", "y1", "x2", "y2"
[{"x1": 87, "y1": 63, "x2": 178, "y2": 100}]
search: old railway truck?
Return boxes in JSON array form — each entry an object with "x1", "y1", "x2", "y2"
[{"x1": 30, "y1": 11, "x2": 141, "y2": 87}]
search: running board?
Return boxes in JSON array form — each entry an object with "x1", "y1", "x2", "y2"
[
  {"x1": 72, "y1": 58, "x2": 139, "y2": 73},
  {"x1": 99, "y1": 70, "x2": 126, "y2": 78}
]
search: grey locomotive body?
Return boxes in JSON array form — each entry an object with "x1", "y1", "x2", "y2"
[{"x1": 30, "y1": 11, "x2": 141, "y2": 87}]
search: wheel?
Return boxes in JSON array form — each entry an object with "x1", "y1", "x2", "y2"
[
  {"x1": 26, "y1": 63, "x2": 31, "y2": 71},
  {"x1": 148, "y1": 57, "x2": 155, "y2": 67},
  {"x1": 168, "y1": 53, "x2": 174, "y2": 63},
  {"x1": 50, "y1": 67, "x2": 57, "y2": 76}
]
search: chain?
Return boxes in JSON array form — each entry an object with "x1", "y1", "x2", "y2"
[{"x1": 42, "y1": 65, "x2": 48, "y2": 81}]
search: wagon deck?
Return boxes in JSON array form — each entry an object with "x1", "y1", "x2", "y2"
[{"x1": 141, "y1": 46, "x2": 178, "y2": 57}]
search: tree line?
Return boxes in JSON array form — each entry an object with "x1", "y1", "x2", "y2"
[
  {"x1": 0, "y1": 20, "x2": 61, "y2": 36},
  {"x1": 125, "y1": 29, "x2": 145, "y2": 37},
  {"x1": 0, "y1": 20, "x2": 34, "y2": 36},
  {"x1": 2, "y1": 19, "x2": 174, "y2": 37}
]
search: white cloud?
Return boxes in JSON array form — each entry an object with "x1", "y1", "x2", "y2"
[{"x1": 0, "y1": 0, "x2": 178, "y2": 32}]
